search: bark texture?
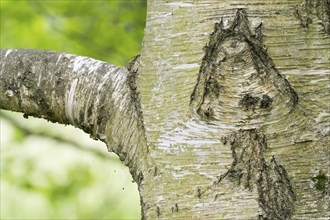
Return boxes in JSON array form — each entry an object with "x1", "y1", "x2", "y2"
[
  {"x1": 1, "y1": 0, "x2": 329, "y2": 219},
  {"x1": 137, "y1": 0, "x2": 329, "y2": 219},
  {"x1": 0, "y1": 49, "x2": 147, "y2": 179}
]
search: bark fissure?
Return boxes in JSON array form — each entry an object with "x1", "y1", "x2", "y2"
[
  {"x1": 218, "y1": 129, "x2": 296, "y2": 219},
  {"x1": 126, "y1": 54, "x2": 147, "y2": 142}
]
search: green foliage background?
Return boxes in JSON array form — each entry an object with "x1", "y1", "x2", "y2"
[{"x1": 0, "y1": 0, "x2": 146, "y2": 219}]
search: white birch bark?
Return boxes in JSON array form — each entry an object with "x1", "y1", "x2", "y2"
[
  {"x1": 0, "y1": 49, "x2": 148, "y2": 178},
  {"x1": 137, "y1": 0, "x2": 329, "y2": 219},
  {"x1": 0, "y1": 0, "x2": 329, "y2": 219}
]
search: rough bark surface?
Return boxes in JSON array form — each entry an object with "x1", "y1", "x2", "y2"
[
  {"x1": 0, "y1": 0, "x2": 329, "y2": 219},
  {"x1": 0, "y1": 49, "x2": 148, "y2": 180},
  {"x1": 137, "y1": 0, "x2": 329, "y2": 219},
  {"x1": 191, "y1": 9, "x2": 298, "y2": 126},
  {"x1": 218, "y1": 129, "x2": 296, "y2": 219}
]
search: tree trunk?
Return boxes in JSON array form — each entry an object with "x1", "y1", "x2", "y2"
[
  {"x1": 137, "y1": 0, "x2": 329, "y2": 219},
  {"x1": 1, "y1": 0, "x2": 329, "y2": 219}
]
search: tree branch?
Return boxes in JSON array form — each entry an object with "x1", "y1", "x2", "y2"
[{"x1": 0, "y1": 49, "x2": 147, "y2": 178}]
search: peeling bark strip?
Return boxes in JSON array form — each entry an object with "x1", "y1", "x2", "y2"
[
  {"x1": 191, "y1": 9, "x2": 298, "y2": 126},
  {"x1": 219, "y1": 129, "x2": 296, "y2": 219}
]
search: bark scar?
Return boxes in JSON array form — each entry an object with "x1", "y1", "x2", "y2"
[
  {"x1": 190, "y1": 9, "x2": 298, "y2": 125},
  {"x1": 218, "y1": 129, "x2": 296, "y2": 220}
]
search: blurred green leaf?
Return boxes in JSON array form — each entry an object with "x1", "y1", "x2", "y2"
[{"x1": 0, "y1": 0, "x2": 146, "y2": 65}]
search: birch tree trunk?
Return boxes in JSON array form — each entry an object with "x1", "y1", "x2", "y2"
[{"x1": 1, "y1": 0, "x2": 329, "y2": 219}]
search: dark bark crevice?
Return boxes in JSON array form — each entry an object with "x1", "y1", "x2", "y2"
[
  {"x1": 218, "y1": 129, "x2": 296, "y2": 220},
  {"x1": 126, "y1": 54, "x2": 147, "y2": 144}
]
